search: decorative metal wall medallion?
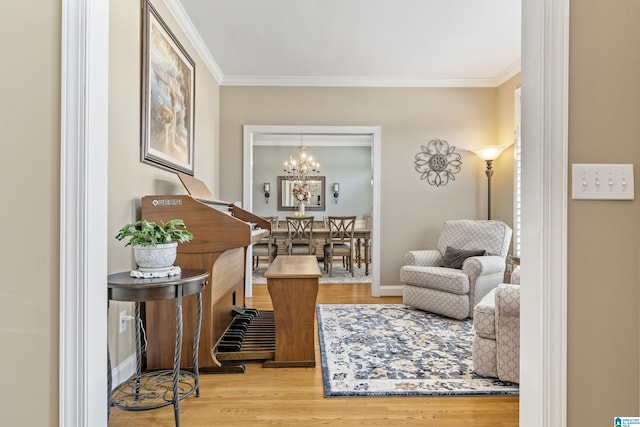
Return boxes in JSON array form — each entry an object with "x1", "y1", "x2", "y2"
[{"x1": 414, "y1": 139, "x2": 462, "y2": 187}]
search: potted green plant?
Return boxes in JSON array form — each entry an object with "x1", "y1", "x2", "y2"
[{"x1": 115, "y1": 219, "x2": 193, "y2": 270}]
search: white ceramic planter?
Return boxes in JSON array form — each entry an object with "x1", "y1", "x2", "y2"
[{"x1": 133, "y1": 242, "x2": 178, "y2": 269}]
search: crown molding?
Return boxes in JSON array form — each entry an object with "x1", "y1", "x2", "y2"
[
  {"x1": 220, "y1": 75, "x2": 509, "y2": 88},
  {"x1": 162, "y1": 0, "x2": 520, "y2": 89},
  {"x1": 494, "y1": 59, "x2": 522, "y2": 86},
  {"x1": 162, "y1": 0, "x2": 224, "y2": 84}
]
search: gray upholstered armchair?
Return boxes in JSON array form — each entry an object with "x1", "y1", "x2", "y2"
[
  {"x1": 400, "y1": 219, "x2": 512, "y2": 320},
  {"x1": 472, "y1": 267, "x2": 520, "y2": 383}
]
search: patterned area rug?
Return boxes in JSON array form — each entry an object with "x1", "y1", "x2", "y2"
[
  {"x1": 252, "y1": 261, "x2": 371, "y2": 284},
  {"x1": 317, "y1": 304, "x2": 519, "y2": 397}
]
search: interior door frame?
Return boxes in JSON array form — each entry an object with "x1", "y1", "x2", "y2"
[
  {"x1": 242, "y1": 125, "x2": 383, "y2": 297},
  {"x1": 60, "y1": 0, "x2": 109, "y2": 426},
  {"x1": 520, "y1": 0, "x2": 569, "y2": 424}
]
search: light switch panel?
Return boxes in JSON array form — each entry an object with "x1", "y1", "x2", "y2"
[{"x1": 571, "y1": 164, "x2": 634, "y2": 200}]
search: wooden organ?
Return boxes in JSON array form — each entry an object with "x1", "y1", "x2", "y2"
[{"x1": 140, "y1": 173, "x2": 275, "y2": 373}]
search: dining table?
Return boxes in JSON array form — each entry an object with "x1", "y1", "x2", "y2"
[{"x1": 267, "y1": 226, "x2": 372, "y2": 275}]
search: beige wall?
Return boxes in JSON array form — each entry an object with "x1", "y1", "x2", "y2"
[
  {"x1": 220, "y1": 85, "x2": 516, "y2": 285},
  {"x1": 0, "y1": 0, "x2": 222, "y2": 423},
  {"x1": 568, "y1": 0, "x2": 640, "y2": 425},
  {"x1": 0, "y1": 1, "x2": 219, "y2": 424},
  {"x1": 9, "y1": 1, "x2": 640, "y2": 425},
  {"x1": 0, "y1": 1, "x2": 61, "y2": 425},
  {"x1": 107, "y1": 0, "x2": 220, "y2": 371}
]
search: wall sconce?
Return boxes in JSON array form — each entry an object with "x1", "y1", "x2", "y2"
[
  {"x1": 263, "y1": 182, "x2": 271, "y2": 204},
  {"x1": 332, "y1": 183, "x2": 340, "y2": 203},
  {"x1": 471, "y1": 145, "x2": 507, "y2": 220}
]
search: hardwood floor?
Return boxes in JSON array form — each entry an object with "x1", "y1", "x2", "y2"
[{"x1": 108, "y1": 283, "x2": 519, "y2": 426}]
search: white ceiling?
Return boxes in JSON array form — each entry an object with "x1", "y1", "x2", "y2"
[{"x1": 173, "y1": 0, "x2": 521, "y2": 87}]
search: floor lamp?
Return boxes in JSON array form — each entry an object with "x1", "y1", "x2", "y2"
[{"x1": 471, "y1": 145, "x2": 507, "y2": 220}]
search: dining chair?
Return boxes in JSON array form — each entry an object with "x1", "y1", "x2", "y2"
[
  {"x1": 285, "y1": 216, "x2": 315, "y2": 255},
  {"x1": 252, "y1": 216, "x2": 279, "y2": 269},
  {"x1": 323, "y1": 216, "x2": 356, "y2": 277}
]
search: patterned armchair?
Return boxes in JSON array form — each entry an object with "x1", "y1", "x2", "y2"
[
  {"x1": 472, "y1": 267, "x2": 520, "y2": 383},
  {"x1": 400, "y1": 220, "x2": 512, "y2": 320}
]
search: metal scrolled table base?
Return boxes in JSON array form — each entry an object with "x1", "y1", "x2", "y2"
[
  {"x1": 107, "y1": 269, "x2": 206, "y2": 427},
  {"x1": 110, "y1": 369, "x2": 198, "y2": 411}
]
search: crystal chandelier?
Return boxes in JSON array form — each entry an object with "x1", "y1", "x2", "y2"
[{"x1": 283, "y1": 136, "x2": 320, "y2": 181}]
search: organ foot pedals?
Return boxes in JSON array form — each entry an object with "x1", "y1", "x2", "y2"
[{"x1": 214, "y1": 307, "x2": 276, "y2": 370}]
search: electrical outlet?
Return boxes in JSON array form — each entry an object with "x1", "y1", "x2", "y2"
[{"x1": 119, "y1": 310, "x2": 128, "y2": 334}]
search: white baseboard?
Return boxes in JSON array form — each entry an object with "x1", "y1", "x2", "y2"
[
  {"x1": 378, "y1": 285, "x2": 403, "y2": 297},
  {"x1": 111, "y1": 354, "x2": 137, "y2": 390}
]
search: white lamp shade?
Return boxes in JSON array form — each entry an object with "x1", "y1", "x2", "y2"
[{"x1": 471, "y1": 145, "x2": 507, "y2": 161}]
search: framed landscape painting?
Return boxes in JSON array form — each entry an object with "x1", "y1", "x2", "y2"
[{"x1": 141, "y1": 0, "x2": 196, "y2": 175}]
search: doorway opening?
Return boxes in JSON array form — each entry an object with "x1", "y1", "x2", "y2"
[{"x1": 242, "y1": 125, "x2": 386, "y2": 296}]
